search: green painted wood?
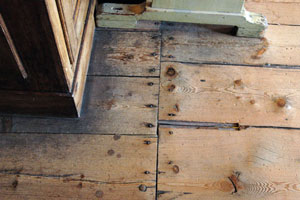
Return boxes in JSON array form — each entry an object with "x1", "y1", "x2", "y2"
[
  {"x1": 97, "y1": 1, "x2": 268, "y2": 38},
  {"x1": 151, "y1": 0, "x2": 244, "y2": 13}
]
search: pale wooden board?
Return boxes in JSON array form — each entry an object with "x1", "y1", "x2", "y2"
[
  {"x1": 158, "y1": 127, "x2": 300, "y2": 200},
  {"x1": 0, "y1": 133, "x2": 157, "y2": 199},
  {"x1": 159, "y1": 62, "x2": 300, "y2": 127},
  {"x1": 245, "y1": 0, "x2": 300, "y2": 25},
  {"x1": 89, "y1": 31, "x2": 161, "y2": 76},
  {"x1": 161, "y1": 24, "x2": 300, "y2": 66},
  {"x1": 5, "y1": 76, "x2": 159, "y2": 134}
]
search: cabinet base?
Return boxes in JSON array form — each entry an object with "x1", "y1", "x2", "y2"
[{"x1": 97, "y1": 1, "x2": 268, "y2": 38}]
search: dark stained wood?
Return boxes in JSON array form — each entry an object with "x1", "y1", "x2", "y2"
[
  {"x1": 0, "y1": 20, "x2": 27, "y2": 91},
  {"x1": 0, "y1": 0, "x2": 69, "y2": 92},
  {"x1": 89, "y1": 31, "x2": 161, "y2": 76},
  {"x1": 0, "y1": 90, "x2": 77, "y2": 117},
  {"x1": 1, "y1": 76, "x2": 159, "y2": 134}
]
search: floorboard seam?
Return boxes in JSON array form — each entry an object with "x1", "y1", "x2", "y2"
[
  {"x1": 87, "y1": 74, "x2": 160, "y2": 78},
  {"x1": 155, "y1": 30, "x2": 163, "y2": 200},
  {"x1": 160, "y1": 60, "x2": 300, "y2": 69},
  {"x1": 159, "y1": 120, "x2": 300, "y2": 131}
]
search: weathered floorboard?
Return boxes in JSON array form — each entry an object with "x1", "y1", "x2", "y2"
[
  {"x1": 3, "y1": 76, "x2": 159, "y2": 134},
  {"x1": 161, "y1": 24, "x2": 300, "y2": 66},
  {"x1": 0, "y1": 175, "x2": 155, "y2": 200},
  {"x1": 89, "y1": 31, "x2": 161, "y2": 76},
  {"x1": 158, "y1": 127, "x2": 300, "y2": 200},
  {"x1": 159, "y1": 62, "x2": 300, "y2": 127},
  {"x1": 0, "y1": 133, "x2": 157, "y2": 199},
  {"x1": 245, "y1": 0, "x2": 300, "y2": 25}
]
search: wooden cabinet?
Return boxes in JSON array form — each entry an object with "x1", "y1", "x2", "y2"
[{"x1": 0, "y1": 0, "x2": 96, "y2": 117}]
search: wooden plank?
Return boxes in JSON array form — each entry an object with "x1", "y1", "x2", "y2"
[
  {"x1": 0, "y1": 175, "x2": 155, "y2": 200},
  {"x1": 161, "y1": 24, "x2": 300, "y2": 66},
  {"x1": 7, "y1": 77, "x2": 159, "y2": 134},
  {"x1": 158, "y1": 127, "x2": 300, "y2": 199},
  {"x1": 0, "y1": 133, "x2": 157, "y2": 199},
  {"x1": 75, "y1": 0, "x2": 90, "y2": 42},
  {"x1": 72, "y1": 0, "x2": 96, "y2": 116},
  {"x1": 46, "y1": 0, "x2": 74, "y2": 90},
  {"x1": 56, "y1": 0, "x2": 78, "y2": 64},
  {"x1": 245, "y1": 0, "x2": 300, "y2": 25},
  {"x1": 89, "y1": 31, "x2": 161, "y2": 76},
  {"x1": 159, "y1": 62, "x2": 300, "y2": 127}
]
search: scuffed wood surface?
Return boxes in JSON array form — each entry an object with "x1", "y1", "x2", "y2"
[
  {"x1": 159, "y1": 62, "x2": 300, "y2": 127},
  {"x1": 0, "y1": 175, "x2": 155, "y2": 200},
  {"x1": 161, "y1": 24, "x2": 300, "y2": 66},
  {"x1": 0, "y1": 133, "x2": 157, "y2": 199},
  {"x1": 4, "y1": 76, "x2": 159, "y2": 134},
  {"x1": 89, "y1": 31, "x2": 161, "y2": 76},
  {"x1": 245, "y1": 0, "x2": 300, "y2": 25},
  {"x1": 158, "y1": 127, "x2": 300, "y2": 200}
]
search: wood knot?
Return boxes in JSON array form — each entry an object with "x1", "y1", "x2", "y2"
[
  {"x1": 234, "y1": 79, "x2": 242, "y2": 86},
  {"x1": 168, "y1": 84, "x2": 176, "y2": 92},
  {"x1": 276, "y1": 98, "x2": 286, "y2": 108},
  {"x1": 107, "y1": 149, "x2": 115, "y2": 156},
  {"x1": 228, "y1": 171, "x2": 243, "y2": 194},
  {"x1": 172, "y1": 165, "x2": 180, "y2": 174},
  {"x1": 166, "y1": 67, "x2": 176, "y2": 77},
  {"x1": 250, "y1": 100, "x2": 256, "y2": 105}
]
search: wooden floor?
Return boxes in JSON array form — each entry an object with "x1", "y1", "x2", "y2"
[{"x1": 1, "y1": 0, "x2": 300, "y2": 199}]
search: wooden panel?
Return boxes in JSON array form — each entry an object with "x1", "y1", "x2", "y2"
[
  {"x1": 0, "y1": 133, "x2": 157, "y2": 199},
  {"x1": 73, "y1": 0, "x2": 96, "y2": 116},
  {"x1": 6, "y1": 77, "x2": 159, "y2": 134},
  {"x1": 56, "y1": 0, "x2": 79, "y2": 64},
  {"x1": 89, "y1": 31, "x2": 161, "y2": 76},
  {"x1": 0, "y1": 15, "x2": 27, "y2": 91},
  {"x1": 0, "y1": 0, "x2": 70, "y2": 92},
  {"x1": 159, "y1": 62, "x2": 300, "y2": 127},
  {"x1": 161, "y1": 24, "x2": 300, "y2": 66},
  {"x1": 158, "y1": 127, "x2": 300, "y2": 199},
  {"x1": 152, "y1": 0, "x2": 244, "y2": 12},
  {"x1": 0, "y1": 90, "x2": 77, "y2": 117},
  {"x1": 74, "y1": 0, "x2": 90, "y2": 42},
  {"x1": 245, "y1": 0, "x2": 300, "y2": 25}
]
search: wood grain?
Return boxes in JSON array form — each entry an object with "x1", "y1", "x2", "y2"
[
  {"x1": 56, "y1": 0, "x2": 78, "y2": 65},
  {"x1": 6, "y1": 77, "x2": 159, "y2": 134},
  {"x1": 0, "y1": 175, "x2": 155, "y2": 200},
  {"x1": 161, "y1": 24, "x2": 300, "y2": 66},
  {"x1": 0, "y1": 133, "x2": 157, "y2": 199},
  {"x1": 89, "y1": 31, "x2": 161, "y2": 76},
  {"x1": 158, "y1": 127, "x2": 300, "y2": 200},
  {"x1": 73, "y1": 0, "x2": 96, "y2": 116},
  {"x1": 245, "y1": 0, "x2": 300, "y2": 25},
  {"x1": 159, "y1": 62, "x2": 300, "y2": 127}
]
